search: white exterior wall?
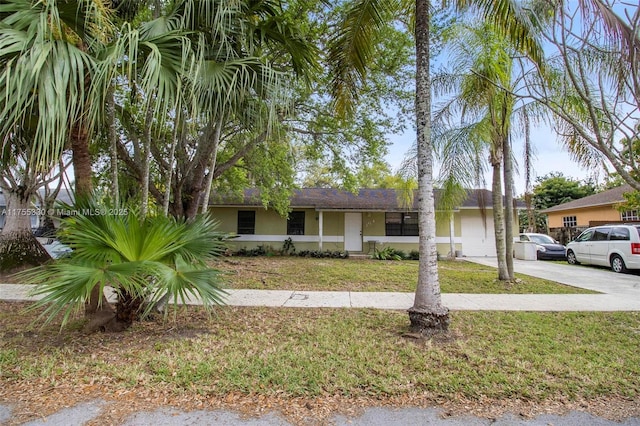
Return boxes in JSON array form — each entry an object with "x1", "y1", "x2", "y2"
[{"x1": 459, "y1": 209, "x2": 496, "y2": 257}]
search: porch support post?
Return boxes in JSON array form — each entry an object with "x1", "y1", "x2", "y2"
[{"x1": 318, "y1": 210, "x2": 324, "y2": 251}]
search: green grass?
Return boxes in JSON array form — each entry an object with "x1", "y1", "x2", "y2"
[
  {"x1": 1, "y1": 304, "x2": 639, "y2": 402},
  {"x1": 214, "y1": 257, "x2": 597, "y2": 294}
]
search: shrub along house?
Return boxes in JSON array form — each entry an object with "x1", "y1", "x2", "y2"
[{"x1": 208, "y1": 188, "x2": 517, "y2": 257}]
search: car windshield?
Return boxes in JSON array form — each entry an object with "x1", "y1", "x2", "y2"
[{"x1": 528, "y1": 234, "x2": 555, "y2": 244}]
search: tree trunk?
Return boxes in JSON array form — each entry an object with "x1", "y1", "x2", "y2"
[
  {"x1": 0, "y1": 189, "x2": 51, "y2": 272},
  {"x1": 162, "y1": 114, "x2": 181, "y2": 217},
  {"x1": 70, "y1": 120, "x2": 116, "y2": 326},
  {"x1": 408, "y1": 0, "x2": 449, "y2": 334},
  {"x1": 491, "y1": 152, "x2": 509, "y2": 280},
  {"x1": 70, "y1": 122, "x2": 93, "y2": 198},
  {"x1": 200, "y1": 118, "x2": 223, "y2": 214},
  {"x1": 140, "y1": 104, "x2": 154, "y2": 220},
  {"x1": 503, "y1": 135, "x2": 515, "y2": 280},
  {"x1": 107, "y1": 84, "x2": 120, "y2": 207}
]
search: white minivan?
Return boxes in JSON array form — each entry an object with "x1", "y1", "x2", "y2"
[{"x1": 566, "y1": 225, "x2": 640, "y2": 273}]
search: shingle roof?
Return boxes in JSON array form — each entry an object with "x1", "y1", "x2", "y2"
[
  {"x1": 209, "y1": 188, "x2": 504, "y2": 210},
  {"x1": 539, "y1": 184, "x2": 634, "y2": 213}
]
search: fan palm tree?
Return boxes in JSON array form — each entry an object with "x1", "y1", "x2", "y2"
[
  {"x1": 328, "y1": 0, "x2": 542, "y2": 333},
  {"x1": 23, "y1": 199, "x2": 228, "y2": 332}
]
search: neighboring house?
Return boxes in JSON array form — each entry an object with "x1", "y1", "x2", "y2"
[
  {"x1": 209, "y1": 188, "x2": 519, "y2": 257},
  {"x1": 540, "y1": 184, "x2": 637, "y2": 244}
]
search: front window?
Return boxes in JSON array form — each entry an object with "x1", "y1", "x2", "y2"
[
  {"x1": 237, "y1": 211, "x2": 255, "y2": 234},
  {"x1": 385, "y1": 212, "x2": 418, "y2": 236},
  {"x1": 621, "y1": 210, "x2": 639, "y2": 221},
  {"x1": 562, "y1": 216, "x2": 577, "y2": 227},
  {"x1": 287, "y1": 211, "x2": 305, "y2": 235}
]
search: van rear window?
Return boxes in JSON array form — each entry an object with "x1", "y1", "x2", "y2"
[{"x1": 610, "y1": 227, "x2": 630, "y2": 241}]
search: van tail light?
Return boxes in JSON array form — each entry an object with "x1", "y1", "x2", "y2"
[{"x1": 632, "y1": 243, "x2": 640, "y2": 254}]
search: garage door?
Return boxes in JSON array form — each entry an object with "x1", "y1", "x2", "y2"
[{"x1": 460, "y1": 211, "x2": 496, "y2": 257}]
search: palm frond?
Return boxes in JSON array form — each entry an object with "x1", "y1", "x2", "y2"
[
  {"x1": 451, "y1": 0, "x2": 544, "y2": 68},
  {"x1": 327, "y1": 0, "x2": 400, "y2": 116}
]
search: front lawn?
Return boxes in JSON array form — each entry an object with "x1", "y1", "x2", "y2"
[
  {"x1": 0, "y1": 303, "x2": 638, "y2": 424},
  {"x1": 214, "y1": 257, "x2": 596, "y2": 294}
]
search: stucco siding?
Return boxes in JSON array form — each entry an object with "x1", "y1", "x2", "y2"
[
  {"x1": 321, "y1": 211, "x2": 344, "y2": 237},
  {"x1": 211, "y1": 208, "x2": 237, "y2": 233},
  {"x1": 363, "y1": 212, "x2": 385, "y2": 236},
  {"x1": 210, "y1": 206, "x2": 498, "y2": 257}
]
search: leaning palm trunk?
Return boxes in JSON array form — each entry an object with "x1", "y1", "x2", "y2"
[
  {"x1": 140, "y1": 104, "x2": 154, "y2": 220},
  {"x1": 408, "y1": 0, "x2": 449, "y2": 334}
]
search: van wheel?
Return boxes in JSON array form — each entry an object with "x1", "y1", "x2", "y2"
[
  {"x1": 611, "y1": 255, "x2": 627, "y2": 273},
  {"x1": 566, "y1": 250, "x2": 579, "y2": 265}
]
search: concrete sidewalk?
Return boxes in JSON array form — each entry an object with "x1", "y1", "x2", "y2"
[{"x1": 2, "y1": 258, "x2": 640, "y2": 311}]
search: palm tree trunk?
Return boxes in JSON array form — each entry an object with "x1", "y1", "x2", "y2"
[
  {"x1": 491, "y1": 151, "x2": 509, "y2": 280},
  {"x1": 408, "y1": 0, "x2": 449, "y2": 334},
  {"x1": 70, "y1": 122, "x2": 93, "y2": 197},
  {"x1": 70, "y1": 119, "x2": 116, "y2": 323},
  {"x1": 162, "y1": 115, "x2": 181, "y2": 217},
  {"x1": 503, "y1": 135, "x2": 515, "y2": 280}
]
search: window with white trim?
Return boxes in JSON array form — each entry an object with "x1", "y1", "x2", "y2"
[
  {"x1": 562, "y1": 216, "x2": 577, "y2": 227},
  {"x1": 621, "y1": 210, "x2": 640, "y2": 221},
  {"x1": 385, "y1": 212, "x2": 418, "y2": 236},
  {"x1": 287, "y1": 211, "x2": 305, "y2": 235}
]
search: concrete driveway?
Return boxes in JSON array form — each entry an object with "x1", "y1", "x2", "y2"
[{"x1": 465, "y1": 257, "x2": 640, "y2": 297}]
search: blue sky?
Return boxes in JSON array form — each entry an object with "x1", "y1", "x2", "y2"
[{"x1": 384, "y1": 125, "x2": 598, "y2": 196}]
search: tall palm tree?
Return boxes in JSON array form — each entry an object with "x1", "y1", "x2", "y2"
[
  {"x1": 432, "y1": 21, "x2": 541, "y2": 281},
  {"x1": 328, "y1": 0, "x2": 541, "y2": 333},
  {"x1": 0, "y1": 0, "x2": 109, "y2": 270}
]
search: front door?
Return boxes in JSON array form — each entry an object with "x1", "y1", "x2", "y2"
[{"x1": 344, "y1": 213, "x2": 362, "y2": 252}]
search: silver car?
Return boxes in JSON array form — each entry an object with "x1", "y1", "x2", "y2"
[{"x1": 566, "y1": 225, "x2": 640, "y2": 273}]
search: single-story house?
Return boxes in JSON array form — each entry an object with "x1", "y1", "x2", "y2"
[
  {"x1": 208, "y1": 188, "x2": 519, "y2": 257},
  {"x1": 540, "y1": 184, "x2": 637, "y2": 243}
]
